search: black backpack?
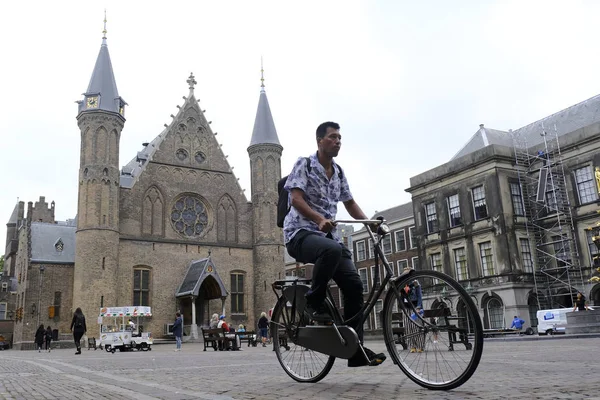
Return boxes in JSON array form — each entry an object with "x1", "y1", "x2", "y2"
[{"x1": 276, "y1": 157, "x2": 343, "y2": 228}]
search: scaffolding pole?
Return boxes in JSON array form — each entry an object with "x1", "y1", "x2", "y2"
[{"x1": 512, "y1": 124, "x2": 585, "y2": 310}]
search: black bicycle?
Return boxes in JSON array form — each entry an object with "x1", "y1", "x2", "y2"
[{"x1": 270, "y1": 219, "x2": 483, "y2": 390}]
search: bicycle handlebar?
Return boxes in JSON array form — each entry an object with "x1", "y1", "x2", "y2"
[{"x1": 332, "y1": 219, "x2": 384, "y2": 225}]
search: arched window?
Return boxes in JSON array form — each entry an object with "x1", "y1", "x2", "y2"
[
  {"x1": 486, "y1": 298, "x2": 504, "y2": 329},
  {"x1": 133, "y1": 268, "x2": 151, "y2": 306}
]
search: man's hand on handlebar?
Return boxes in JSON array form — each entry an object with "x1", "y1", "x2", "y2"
[{"x1": 318, "y1": 219, "x2": 337, "y2": 233}]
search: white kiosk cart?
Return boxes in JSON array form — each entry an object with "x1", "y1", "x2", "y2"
[{"x1": 98, "y1": 306, "x2": 153, "y2": 353}]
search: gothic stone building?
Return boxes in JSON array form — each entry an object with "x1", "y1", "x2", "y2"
[{"x1": 5, "y1": 32, "x2": 285, "y2": 349}]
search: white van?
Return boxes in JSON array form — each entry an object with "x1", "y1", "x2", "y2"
[{"x1": 536, "y1": 308, "x2": 570, "y2": 335}]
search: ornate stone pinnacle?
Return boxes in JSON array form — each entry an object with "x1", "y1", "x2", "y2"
[{"x1": 187, "y1": 73, "x2": 197, "y2": 90}]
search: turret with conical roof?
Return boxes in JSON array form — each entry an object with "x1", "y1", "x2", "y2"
[
  {"x1": 73, "y1": 17, "x2": 125, "y2": 328},
  {"x1": 247, "y1": 63, "x2": 285, "y2": 321},
  {"x1": 77, "y1": 16, "x2": 127, "y2": 116}
]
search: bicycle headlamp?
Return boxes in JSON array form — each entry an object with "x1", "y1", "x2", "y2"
[{"x1": 378, "y1": 223, "x2": 391, "y2": 236}]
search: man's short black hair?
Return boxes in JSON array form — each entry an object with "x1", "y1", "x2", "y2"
[{"x1": 316, "y1": 121, "x2": 340, "y2": 139}]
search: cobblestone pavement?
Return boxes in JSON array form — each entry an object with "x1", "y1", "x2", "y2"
[{"x1": 0, "y1": 337, "x2": 599, "y2": 399}]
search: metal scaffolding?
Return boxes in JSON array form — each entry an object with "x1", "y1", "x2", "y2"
[{"x1": 512, "y1": 125, "x2": 585, "y2": 309}]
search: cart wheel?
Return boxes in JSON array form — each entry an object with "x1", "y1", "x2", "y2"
[
  {"x1": 111, "y1": 349, "x2": 116, "y2": 353},
  {"x1": 105, "y1": 345, "x2": 111, "y2": 352},
  {"x1": 448, "y1": 346, "x2": 454, "y2": 352},
  {"x1": 466, "y1": 343, "x2": 473, "y2": 350}
]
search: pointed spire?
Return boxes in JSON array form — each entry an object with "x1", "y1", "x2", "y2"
[
  {"x1": 249, "y1": 60, "x2": 281, "y2": 147},
  {"x1": 7, "y1": 201, "x2": 20, "y2": 224},
  {"x1": 78, "y1": 12, "x2": 127, "y2": 115}
]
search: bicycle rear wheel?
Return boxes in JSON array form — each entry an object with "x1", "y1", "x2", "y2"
[
  {"x1": 382, "y1": 270, "x2": 483, "y2": 390},
  {"x1": 271, "y1": 295, "x2": 336, "y2": 383}
]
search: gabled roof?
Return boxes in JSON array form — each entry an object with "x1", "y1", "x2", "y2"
[
  {"x1": 451, "y1": 93, "x2": 600, "y2": 160},
  {"x1": 249, "y1": 86, "x2": 281, "y2": 147},
  {"x1": 354, "y1": 202, "x2": 414, "y2": 234},
  {"x1": 372, "y1": 201, "x2": 414, "y2": 223},
  {"x1": 452, "y1": 125, "x2": 511, "y2": 160},
  {"x1": 175, "y1": 257, "x2": 228, "y2": 299},
  {"x1": 30, "y1": 222, "x2": 76, "y2": 264},
  {"x1": 120, "y1": 74, "x2": 243, "y2": 196},
  {"x1": 120, "y1": 125, "x2": 166, "y2": 188}
]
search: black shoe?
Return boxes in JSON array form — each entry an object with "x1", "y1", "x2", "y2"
[
  {"x1": 305, "y1": 304, "x2": 332, "y2": 323},
  {"x1": 348, "y1": 347, "x2": 386, "y2": 367}
]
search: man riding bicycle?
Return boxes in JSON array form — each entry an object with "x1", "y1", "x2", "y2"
[{"x1": 283, "y1": 121, "x2": 386, "y2": 367}]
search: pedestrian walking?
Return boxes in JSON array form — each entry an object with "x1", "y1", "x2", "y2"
[
  {"x1": 45, "y1": 326, "x2": 53, "y2": 352},
  {"x1": 173, "y1": 312, "x2": 183, "y2": 351},
  {"x1": 70, "y1": 307, "x2": 87, "y2": 355},
  {"x1": 34, "y1": 324, "x2": 45, "y2": 353},
  {"x1": 258, "y1": 312, "x2": 269, "y2": 347}
]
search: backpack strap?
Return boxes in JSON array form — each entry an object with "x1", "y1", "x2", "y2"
[{"x1": 305, "y1": 156, "x2": 343, "y2": 179}]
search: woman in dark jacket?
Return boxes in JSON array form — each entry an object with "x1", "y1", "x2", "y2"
[
  {"x1": 45, "y1": 326, "x2": 53, "y2": 352},
  {"x1": 70, "y1": 307, "x2": 87, "y2": 355},
  {"x1": 34, "y1": 324, "x2": 45, "y2": 353}
]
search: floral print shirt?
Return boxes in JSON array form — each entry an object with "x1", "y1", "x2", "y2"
[{"x1": 283, "y1": 152, "x2": 352, "y2": 243}]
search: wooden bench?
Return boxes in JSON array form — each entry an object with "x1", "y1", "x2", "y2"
[
  {"x1": 237, "y1": 330, "x2": 258, "y2": 347},
  {"x1": 201, "y1": 328, "x2": 234, "y2": 351}
]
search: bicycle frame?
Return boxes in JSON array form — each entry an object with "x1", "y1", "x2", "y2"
[{"x1": 331, "y1": 219, "x2": 415, "y2": 330}]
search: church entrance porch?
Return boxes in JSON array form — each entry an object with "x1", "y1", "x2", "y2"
[{"x1": 176, "y1": 256, "x2": 228, "y2": 340}]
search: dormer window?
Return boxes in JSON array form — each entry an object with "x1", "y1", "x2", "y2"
[{"x1": 55, "y1": 238, "x2": 64, "y2": 252}]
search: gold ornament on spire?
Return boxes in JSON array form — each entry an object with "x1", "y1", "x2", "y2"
[
  {"x1": 260, "y1": 56, "x2": 265, "y2": 90},
  {"x1": 102, "y1": 10, "x2": 107, "y2": 39}
]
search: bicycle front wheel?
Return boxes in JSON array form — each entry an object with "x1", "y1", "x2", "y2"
[
  {"x1": 271, "y1": 295, "x2": 336, "y2": 383},
  {"x1": 382, "y1": 270, "x2": 483, "y2": 390}
]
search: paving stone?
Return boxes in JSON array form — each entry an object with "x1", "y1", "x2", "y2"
[{"x1": 0, "y1": 337, "x2": 599, "y2": 399}]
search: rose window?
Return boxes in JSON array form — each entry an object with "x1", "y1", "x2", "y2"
[
  {"x1": 171, "y1": 195, "x2": 209, "y2": 237},
  {"x1": 176, "y1": 149, "x2": 188, "y2": 161},
  {"x1": 195, "y1": 151, "x2": 206, "y2": 164}
]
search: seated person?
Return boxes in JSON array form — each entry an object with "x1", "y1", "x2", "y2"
[
  {"x1": 237, "y1": 324, "x2": 246, "y2": 339},
  {"x1": 218, "y1": 316, "x2": 241, "y2": 350}
]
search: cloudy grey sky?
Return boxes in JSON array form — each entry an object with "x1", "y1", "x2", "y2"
[{"x1": 2, "y1": 1, "x2": 600, "y2": 248}]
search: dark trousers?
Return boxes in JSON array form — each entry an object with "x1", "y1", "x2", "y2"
[
  {"x1": 45, "y1": 339, "x2": 51, "y2": 350},
  {"x1": 286, "y1": 230, "x2": 365, "y2": 342},
  {"x1": 73, "y1": 331, "x2": 84, "y2": 348}
]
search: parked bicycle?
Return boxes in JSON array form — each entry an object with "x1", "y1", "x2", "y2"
[{"x1": 271, "y1": 219, "x2": 483, "y2": 390}]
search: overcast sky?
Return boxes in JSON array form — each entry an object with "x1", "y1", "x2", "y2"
[{"x1": 3, "y1": 1, "x2": 600, "y2": 249}]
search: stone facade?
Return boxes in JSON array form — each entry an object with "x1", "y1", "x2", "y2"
[{"x1": 407, "y1": 119, "x2": 600, "y2": 331}]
